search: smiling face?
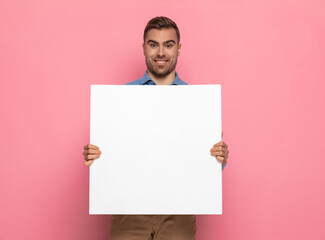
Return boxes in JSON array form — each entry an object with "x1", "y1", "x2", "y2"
[{"x1": 143, "y1": 28, "x2": 181, "y2": 78}]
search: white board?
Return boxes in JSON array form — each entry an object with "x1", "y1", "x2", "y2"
[{"x1": 90, "y1": 85, "x2": 222, "y2": 214}]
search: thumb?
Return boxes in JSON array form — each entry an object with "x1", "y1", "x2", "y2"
[{"x1": 84, "y1": 160, "x2": 94, "y2": 167}]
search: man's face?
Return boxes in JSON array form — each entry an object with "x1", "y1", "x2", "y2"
[{"x1": 143, "y1": 28, "x2": 181, "y2": 77}]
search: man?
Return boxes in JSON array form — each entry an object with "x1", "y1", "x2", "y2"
[{"x1": 83, "y1": 16, "x2": 229, "y2": 240}]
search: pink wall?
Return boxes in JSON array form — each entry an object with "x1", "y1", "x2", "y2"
[{"x1": 1, "y1": 0, "x2": 324, "y2": 239}]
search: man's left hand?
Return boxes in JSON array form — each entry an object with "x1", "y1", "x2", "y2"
[{"x1": 210, "y1": 141, "x2": 229, "y2": 165}]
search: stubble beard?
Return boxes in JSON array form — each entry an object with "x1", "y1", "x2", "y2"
[{"x1": 146, "y1": 57, "x2": 178, "y2": 78}]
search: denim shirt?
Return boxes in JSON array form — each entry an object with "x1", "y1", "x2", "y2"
[
  {"x1": 125, "y1": 71, "x2": 188, "y2": 85},
  {"x1": 126, "y1": 71, "x2": 226, "y2": 170}
]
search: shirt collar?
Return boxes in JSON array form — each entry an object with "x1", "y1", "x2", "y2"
[{"x1": 140, "y1": 71, "x2": 184, "y2": 85}]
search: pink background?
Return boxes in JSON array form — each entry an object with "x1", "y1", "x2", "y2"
[{"x1": 1, "y1": 0, "x2": 324, "y2": 239}]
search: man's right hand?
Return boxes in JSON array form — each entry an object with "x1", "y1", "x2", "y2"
[{"x1": 83, "y1": 144, "x2": 102, "y2": 167}]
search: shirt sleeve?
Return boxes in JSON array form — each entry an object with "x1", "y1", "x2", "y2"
[{"x1": 222, "y1": 162, "x2": 227, "y2": 171}]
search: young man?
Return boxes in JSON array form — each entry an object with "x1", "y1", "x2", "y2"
[{"x1": 83, "y1": 16, "x2": 229, "y2": 240}]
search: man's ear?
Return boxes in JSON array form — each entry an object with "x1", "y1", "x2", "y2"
[{"x1": 178, "y1": 43, "x2": 181, "y2": 56}]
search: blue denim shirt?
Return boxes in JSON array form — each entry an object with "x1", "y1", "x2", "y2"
[
  {"x1": 126, "y1": 71, "x2": 188, "y2": 85},
  {"x1": 126, "y1": 71, "x2": 226, "y2": 170}
]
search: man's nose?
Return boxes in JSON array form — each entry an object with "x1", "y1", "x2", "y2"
[{"x1": 157, "y1": 46, "x2": 165, "y2": 57}]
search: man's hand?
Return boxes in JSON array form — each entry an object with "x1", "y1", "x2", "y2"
[
  {"x1": 83, "y1": 144, "x2": 102, "y2": 167},
  {"x1": 210, "y1": 141, "x2": 229, "y2": 165}
]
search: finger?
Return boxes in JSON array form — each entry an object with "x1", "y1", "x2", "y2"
[
  {"x1": 222, "y1": 130, "x2": 224, "y2": 137},
  {"x1": 212, "y1": 145, "x2": 227, "y2": 152},
  {"x1": 211, "y1": 151, "x2": 229, "y2": 160},
  {"x1": 210, "y1": 150, "x2": 228, "y2": 157},
  {"x1": 84, "y1": 155, "x2": 99, "y2": 161},
  {"x1": 213, "y1": 141, "x2": 222, "y2": 148},
  {"x1": 85, "y1": 154, "x2": 101, "y2": 160},
  {"x1": 84, "y1": 160, "x2": 94, "y2": 167},
  {"x1": 213, "y1": 141, "x2": 227, "y2": 148},
  {"x1": 211, "y1": 149, "x2": 229, "y2": 156},
  {"x1": 210, "y1": 151, "x2": 223, "y2": 156},
  {"x1": 83, "y1": 144, "x2": 99, "y2": 150},
  {"x1": 216, "y1": 156, "x2": 226, "y2": 164},
  {"x1": 213, "y1": 141, "x2": 228, "y2": 148},
  {"x1": 83, "y1": 149, "x2": 101, "y2": 156},
  {"x1": 211, "y1": 147, "x2": 229, "y2": 154}
]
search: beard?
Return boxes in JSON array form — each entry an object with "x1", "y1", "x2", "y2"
[{"x1": 145, "y1": 57, "x2": 178, "y2": 78}]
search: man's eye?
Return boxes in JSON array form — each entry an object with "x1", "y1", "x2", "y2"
[
  {"x1": 150, "y1": 44, "x2": 157, "y2": 47},
  {"x1": 166, "y1": 44, "x2": 172, "y2": 48}
]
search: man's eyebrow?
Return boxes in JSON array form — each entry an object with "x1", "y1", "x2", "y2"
[
  {"x1": 164, "y1": 40, "x2": 176, "y2": 44},
  {"x1": 146, "y1": 40, "x2": 176, "y2": 44},
  {"x1": 146, "y1": 40, "x2": 158, "y2": 44}
]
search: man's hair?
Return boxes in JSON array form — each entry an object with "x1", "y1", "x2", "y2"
[{"x1": 143, "y1": 16, "x2": 180, "y2": 43}]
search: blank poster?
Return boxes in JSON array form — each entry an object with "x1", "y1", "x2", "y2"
[{"x1": 90, "y1": 85, "x2": 222, "y2": 214}]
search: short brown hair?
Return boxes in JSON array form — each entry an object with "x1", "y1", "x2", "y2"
[{"x1": 143, "y1": 16, "x2": 180, "y2": 43}]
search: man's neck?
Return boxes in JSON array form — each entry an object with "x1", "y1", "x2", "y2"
[{"x1": 147, "y1": 70, "x2": 176, "y2": 85}]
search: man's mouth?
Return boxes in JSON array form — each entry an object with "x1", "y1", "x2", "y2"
[{"x1": 154, "y1": 60, "x2": 168, "y2": 65}]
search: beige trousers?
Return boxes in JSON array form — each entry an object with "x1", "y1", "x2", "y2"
[{"x1": 110, "y1": 215, "x2": 196, "y2": 240}]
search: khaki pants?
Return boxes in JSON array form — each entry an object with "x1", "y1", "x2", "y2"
[{"x1": 110, "y1": 215, "x2": 196, "y2": 240}]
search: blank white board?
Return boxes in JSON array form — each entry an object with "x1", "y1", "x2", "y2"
[{"x1": 90, "y1": 85, "x2": 222, "y2": 214}]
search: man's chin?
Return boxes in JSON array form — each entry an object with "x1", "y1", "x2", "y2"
[
  {"x1": 155, "y1": 73, "x2": 171, "y2": 78},
  {"x1": 153, "y1": 71, "x2": 168, "y2": 77},
  {"x1": 151, "y1": 68, "x2": 173, "y2": 77}
]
